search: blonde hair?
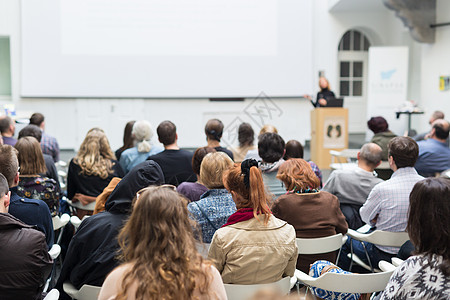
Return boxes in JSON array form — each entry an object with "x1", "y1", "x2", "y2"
[
  {"x1": 132, "y1": 120, "x2": 153, "y2": 153},
  {"x1": 319, "y1": 76, "x2": 331, "y2": 90},
  {"x1": 199, "y1": 152, "x2": 233, "y2": 189},
  {"x1": 73, "y1": 129, "x2": 116, "y2": 179},
  {"x1": 259, "y1": 124, "x2": 278, "y2": 135}
]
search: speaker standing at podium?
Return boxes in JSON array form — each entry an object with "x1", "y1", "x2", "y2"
[{"x1": 305, "y1": 76, "x2": 336, "y2": 107}]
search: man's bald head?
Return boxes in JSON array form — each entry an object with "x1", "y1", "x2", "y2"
[
  {"x1": 431, "y1": 119, "x2": 449, "y2": 141},
  {"x1": 359, "y1": 143, "x2": 382, "y2": 169}
]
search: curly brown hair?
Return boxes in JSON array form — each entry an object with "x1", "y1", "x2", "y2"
[
  {"x1": 276, "y1": 159, "x2": 320, "y2": 191},
  {"x1": 116, "y1": 186, "x2": 214, "y2": 300}
]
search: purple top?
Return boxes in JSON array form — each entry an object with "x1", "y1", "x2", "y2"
[
  {"x1": 177, "y1": 182, "x2": 208, "y2": 202},
  {"x1": 2, "y1": 136, "x2": 17, "y2": 146}
]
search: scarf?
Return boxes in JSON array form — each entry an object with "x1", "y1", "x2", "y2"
[{"x1": 221, "y1": 208, "x2": 256, "y2": 227}]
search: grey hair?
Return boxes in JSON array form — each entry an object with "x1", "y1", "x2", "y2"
[
  {"x1": 360, "y1": 143, "x2": 382, "y2": 166},
  {"x1": 132, "y1": 120, "x2": 153, "y2": 153}
]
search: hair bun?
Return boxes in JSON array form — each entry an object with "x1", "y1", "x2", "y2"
[{"x1": 241, "y1": 159, "x2": 259, "y2": 188}]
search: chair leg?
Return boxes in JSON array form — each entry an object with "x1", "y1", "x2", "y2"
[
  {"x1": 360, "y1": 242, "x2": 374, "y2": 273},
  {"x1": 349, "y1": 238, "x2": 354, "y2": 271}
]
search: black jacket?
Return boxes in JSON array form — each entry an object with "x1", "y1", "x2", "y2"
[
  {"x1": 0, "y1": 213, "x2": 53, "y2": 300},
  {"x1": 56, "y1": 160, "x2": 164, "y2": 297}
]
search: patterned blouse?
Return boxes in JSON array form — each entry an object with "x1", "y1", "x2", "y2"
[
  {"x1": 381, "y1": 254, "x2": 450, "y2": 300},
  {"x1": 17, "y1": 175, "x2": 61, "y2": 216}
]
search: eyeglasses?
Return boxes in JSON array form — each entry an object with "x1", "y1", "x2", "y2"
[{"x1": 135, "y1": 184, "x2": 177, "y2": 200}]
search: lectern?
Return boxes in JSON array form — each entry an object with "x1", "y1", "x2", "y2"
[{"x1": 310, "y1": 108, "x2": 349, "y2": 169}]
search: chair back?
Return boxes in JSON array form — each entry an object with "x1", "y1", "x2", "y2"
[
  {"x1": 48, "y1": 244, "x2": 61, "y2": 260},
  {"x1": 63, "y1": 282, "x2": 101, "y2": 300},
  {"x1": 52, "y1": 213, "x2": 70, "y2": 231},
  {"x1": 296, "y1": 233, "x2": 345, "y2": 255},
  {"x1": 43, "y1": 289, "x2": 60, "y2": 300},
  {"x1": 347, "y1": 229, "x2": 409, "y2": 247},
  {"x1": 224, "y1": 277, "x2": 291, "y2": 300}
]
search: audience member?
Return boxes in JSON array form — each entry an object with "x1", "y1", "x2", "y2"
[
  {"x1": 177, "y1": 146, "x2": 216, "y2": 202},
  {"x1": 0, "y1": 173, "x2": 53, "y2": 300},
  {"x1": 0, "y1": 116, "x2": 17, "y2": 146},
  {"x1": 368, "y1": 116, "x2": 396, "y2": 161},
  {"x1": 98, "y1": 186, "x2": 227, "y2": 300},
  {"x1": 67, "y1": 129, "x2": 124, "y2": 212},
  {"x1": 115, "y1": 120, "x2": 135, "y2": 161},
  {"x1": 18, "y1": 124, "x2": 60, "y2": 187},
  {"x1": 381, "y1": 178, "x2": 450, "y2": 299},
  {"x1": 29, "y1": 112, "x2": 60, "y2": 162},
  {"x1": 204, "y1": 118, "x2": 234, "y2": 160},
  {"x1": 208, "y1": 159, "x2": 297, "y2": 284},
  {"x1": 322, "y1": 143, "x2": 383, "y2": 229},
  {"x1": 258, "y1": 132, "x2": 286, "y2": 197},
  {"x1": 272, "y1": 159, "x2": 348, "y2": 273},
  {"x1": 119, "y1": 120, "x2": 163, "y2": 173},
  {"x1": 284, "y1": 139, "x2": 323, "y2": 187},
  {"x1": 56, "y1": 161, "x2": 164, "y2": 298},
  {"x1": 0, "y1": 145, "x2": 54, "y2": 248},
  {"x1": 187, "y1": 152, "x2": 235, "y2": 242},
  {"x1": 231, "y1": 122, "x2": 256, "y2": 163},
  {"x1": 414, "y1": 119, "x2": 450, "y2": 177},
  {"x1": 413, "y1": 110, "x2": 448, "y2": 145},
  {"x1": 15, "y1": 137, "x2": 61, "y2": 216},
  {"x1": 339, "y1": 137, "x2": 424, "y2": 271},
  {"x1": 244, "y1": 124, "x2": 278, "y2": 161},
  {"x1": 147, "y1": 120, "x2": 196, "y2": 185}
]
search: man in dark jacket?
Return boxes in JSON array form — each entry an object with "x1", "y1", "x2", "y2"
[
  {"x1": 56, "y1": 160, "x2": 164, "y2": 299},
  {"x1": 0, "y1": 173, "x2": 53, "y2": 300}
]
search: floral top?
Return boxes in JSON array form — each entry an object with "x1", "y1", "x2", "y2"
[
  {"x1": 381, "y1": 254, "x2": 450, "y2": 300},
  {"x1": 17, "y1": 175, "x2": 61, "y2": 216}
]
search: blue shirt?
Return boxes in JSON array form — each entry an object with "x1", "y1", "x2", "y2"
[
  {"x1": 415, "y1": 139, "x2": 450, "y2": 177},
  {"x1": 187, "y1": 189, "x2": 236, "y2": 243},
  {"x1": 119, "y1": 145, "x2": 163, "y2": 173}
]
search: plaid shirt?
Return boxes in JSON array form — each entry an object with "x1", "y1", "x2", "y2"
[
  {"x1": 360, "y1": 167, "x2": 423, "y2": 254},
  {"x1": 41, "y1": 132, "x2": 60, "y2": 163},
  {"x1": 308, "y1": 161, "x2": 323, "y2": 187}
]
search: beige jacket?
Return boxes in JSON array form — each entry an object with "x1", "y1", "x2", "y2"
[{"x1": 208, "y1": 215, "x2": 297, "y2": 284}]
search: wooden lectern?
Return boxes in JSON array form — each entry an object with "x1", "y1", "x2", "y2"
[{"x1": 310, "y1": 108, "x2": 349, "y2": 169}]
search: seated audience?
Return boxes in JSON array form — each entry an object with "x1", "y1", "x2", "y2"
[
  {"x1": 284, "y1": 139, "x2": 323, "y2": 187},
  {"x1": 93, "y1": 177, "x2": 121, "y2": 214},
  {"x1": 244, "y1": 124, "x2": 278, "y2": 161},
  {"x1": 368, "y1": 116, "x2": 396, "y2": 161},
  {"x1": 56, "y1": 161, "x2": 164, "y2": 299},
  {"x1": 208, "y1": 159, "x2": 297, "y2": 284},
  {"x1": 0, "y1": 145, "x2": 54, "y2": 248},
  {"x1": 188, "y1": 152, "x2": 235, "y2": 243},
  {"x1": 272, "y1": 159, "x2": 347, "y2": 273},
  {"x1": 177, "y1": 146, "x2": 216, "y2": 202},
  {"x1": 18, "y1": 124, "x2": 60, "y2": 188},
  {"x1": 414, "y1": 119, "x2": 450, "y2": 177},
  {"x1": 322, "y1": 143, "x2": 383, "y2": 229},
  {"x1": 381, "y1": 178, "x2": 450, "y2": 299},
  {"x1": 67, "y1": 129, "x2": 124, "y2": 212},
  {"x1": 231, "y1": 122, "x2": 256, "y2": 163},
  {"x1": 29, "y1": 112, "x2": 60, "y2": 162},
  {"x1": 119, "y1": 120, "x2": 163, "y2": 173},
  {"x1": 0, "y1": 116, "x2": 16, "y2": 146},
  {"x1": 15, "y1": 137, "x2": 61, "y2": 216},
  {"x1": 258, "y1": 132, "x2": 286, "y2": 197},
  {"x1": 115, "y1": 120, "x2": 135, "y2": 161},
  {"x1": 147, "y1": 120, "x2": 196, "y2": 185},
  {"x1": 204, "y1": 118, "x2": 234, "y2": 160},
  {"x1": 0, "y1": 173, "x2": 53, "y2": 300},
  {"x1": 339, "y1": 137, "x2": 424, "y2": 271},
  {"x1": 413, "y1": 110, "x2": 449, "y2": 146},
  {"x1": 99, "y1": 186, "x2": 227, "y2": 300}
]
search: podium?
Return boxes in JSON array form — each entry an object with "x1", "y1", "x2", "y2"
[{"x1": 310, "y1": 108, "x2": 349, "y2": 169}]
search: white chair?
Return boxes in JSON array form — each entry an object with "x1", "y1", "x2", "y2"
[
  {"x1": 66, "y1": 199, "x2": 97, "y2": 212},
  {"x1": 224, "y1": 277, "x2": 291, "y2": 300},
  {"x1": 391, "y1": 257, "x2": 404, "y2": 267},
  {"x1": 70, "y1": 215, "x2": 90, "y2": 231},
  {"x1": 296, "y1": 233, "x2": 347, "y2": 260},
  {"x1": 294, "y1": 261, "x2": 394, "y2": 299},
  {"x1": 329, "y1": 149, "x2": 359, "y2": 170},
  {"x1": 44, "y1": 244, "x2": 62, "y2": 292},
  {"x1": 43, "y1": 289, "x2": 60, "y2": 300},
  {"x1": 346, "y1": 229, "x2": 410, "y2": 272},
  {"x1": 52, "y1": 213, "x2": 70, "y2": 244},
  {"x1": 63, "y1": 282, "x2": 101, "y2": 300}
]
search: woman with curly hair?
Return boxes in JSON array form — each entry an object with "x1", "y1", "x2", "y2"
[
  {"x1": 272, "y1": 158, "x2": 347, "y2": 273},
  {"x1": 98, "y1": 186, "x2": 227, "y2": 300},
  {"x1": 67, "y1": 129, "x2": 124, "y2": 210}
]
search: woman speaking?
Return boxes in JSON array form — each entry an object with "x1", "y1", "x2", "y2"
[{"x1": 305, "y1": 76, "x2": 336, "y2": 107}]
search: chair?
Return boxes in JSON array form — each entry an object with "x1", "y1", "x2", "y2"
[
  {"x1": 52, "y1": 213, "x2": 70, "y2": 244},
  {"x1": 44, "y1": 244, "x2": 62, "y2": 292},
  {"x1": 294, "y1": 261, "x2": 395, "y2": 299},
  {"x1": 70, "y1": 215, "x2": 90, "y2": 231},
  {"x1": 329, "y1": 149, "x2": 359, "y2": 170},
  {"x1": 391, "y1": 257, "x2": 404, "y2": 267},
  {"x1": 296, "y1": 233, "x2": 347, "y2": 261},
  {"x1": 43, "y1": 289, "x2": 60, "y2": 300},
  {"x1": 346, "y1": 229, "x2": 410, "y2": 272},
  {"x1": 63, "y1": 282, "x2": 101, "y2": 300},
  {"x1": 223, "y1": 277, "x2": 291, "y2": 300}
]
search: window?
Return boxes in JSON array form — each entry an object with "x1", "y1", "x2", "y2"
[{"x1": 0, "y1": 37, "x2": 12, "y2": 97}]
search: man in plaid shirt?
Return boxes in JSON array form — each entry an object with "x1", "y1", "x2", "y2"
[{"x1": 29, "y1": 113, "x2": 60, "y2": 163}]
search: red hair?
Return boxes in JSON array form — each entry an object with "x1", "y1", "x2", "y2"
[
  {"x1": 276, "y1": 159, "x2": 320, "y2": 191},
  {"x1": 223, "y1": 163, "x2": 271, "y2": 224}
]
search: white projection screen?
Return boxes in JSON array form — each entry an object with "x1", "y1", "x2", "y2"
[{"x1": 21, "y1": 0, "x2": 312, "y2": 98}]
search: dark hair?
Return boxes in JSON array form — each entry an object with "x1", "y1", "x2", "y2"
[
  {"x1": 258, "y1": 133, "x2": 285, "y2": 163},
  {"x1": 0, "y1": 116, "x2": 13, "y2": 134},
  {"x1": 433, "y1": 121, "x2": 449, "y2": 140},
  {"x1": 388, "y1": 136, "x2": 418, "y2": 168},
  {"x1": 0, "y1": 145, "x2": 19, "y2": 186},
  {"x1": 18, "y1": 124, "x2": 42, "y2": 142},
  {"x1": 204, "y1": 119, "x2": 224, "y2": 142},
  {"x1": 15, "y1": 137, "x2": 47, "y2": 175},
  {"x1": 29, "y1": 113, "x2": 45, "y2": 126},
  {"x1": 118, "y1": 121, "x2": 136, "y2": 153},
  {"x1": 368, "y1": 116, "x2": 389, "y2": 134},
  {"x1": 192, "y1": 147, "x2": 216, "y2": 175},
  {"x1": 157, "y1": 121, "x2": 177, "y2": 146},
  {"x1": 407, "y1": 178, "x2": 450, "y2": 276},
  {"x1": 0, "y1": 173, "x2": 8, "y2": 196},
  {"x1": 284, "y1": 140, "x2": 304, "y2": 160},
  {"x1": 238, "y1": 123, "x2": 254, "y2": 147}
]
